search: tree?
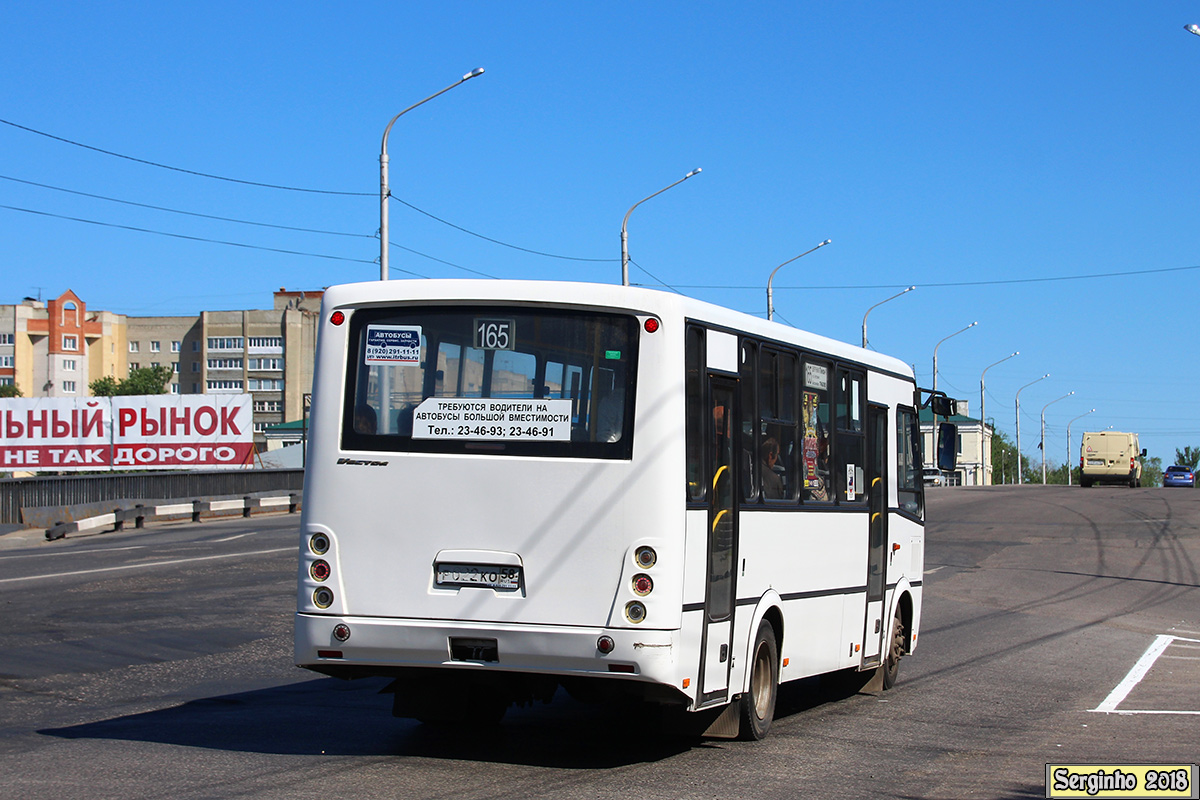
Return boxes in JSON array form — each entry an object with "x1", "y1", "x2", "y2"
[
  {"x1": 90, "y1": 366, "x2": 173, "y2": 397},
  {"x1": 0, "y1": 383, "x2": 21, "y2": 398},
  {"x1": 1140, "y1": 455, "x2": 1163, "y2": 488},
  {"x1": 1174, "y1": 446, "x2": 1200, "y2": 471}
]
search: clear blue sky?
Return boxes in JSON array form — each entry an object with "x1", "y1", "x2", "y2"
[{"x1": 2, "y1": 2, "x2": 1198, "y2": 468}]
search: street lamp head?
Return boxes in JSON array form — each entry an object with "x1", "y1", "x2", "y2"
[
  {"x1": 1186, "y1": 23, "x2": 1200, "y2": 36},
  {"x1": 463, "y1": 67, "x2": 485, "y2": 80},
  {"x1": 685, "y1": 168, "x2": 702, "y2": 178},
  {"x1": 821, "y1": 239, "x2": 832, "y2": 246}
]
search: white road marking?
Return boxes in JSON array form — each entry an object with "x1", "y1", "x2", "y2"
[
  {"x1": 0, "y1": 545, "x2": 146, "y2": 561},
  {"x1": 212, "y1": 532, "x2": 259, "y2": 543},
  {"x1": 0, "y1": 547, "x2": 293, "y2": 585},
  {"x1": 1091, "y1": 634, "x2": 1200, "y2": 715}
]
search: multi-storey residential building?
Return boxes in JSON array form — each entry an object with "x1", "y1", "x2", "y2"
[{"x1": 0, "y1": 290, "x2": 126, "y2": 397}]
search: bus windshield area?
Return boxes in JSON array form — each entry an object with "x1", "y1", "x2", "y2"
[{"x1": 341, "y1": 306, "x2": 639, "y2": 458}]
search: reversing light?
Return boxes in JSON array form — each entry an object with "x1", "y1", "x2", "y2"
[
  {"x1": 309, "y1": 533, "x2": 330, "y2": 555},
  {"x1": 625, "y1": 601, "x2": 647, "y2": 624},
  {"x1": 643, "y1": 317, "x2": 660, "y2": 334},
  {"x1": 313, "y1": 587, "x2": 334, "y2": 608},
  {"x1": 634, "y1": 546, "x2": 657, "y2": 569},
  {"x1": 330, "y1": 311, "x2": 345, "y2": 326},
  {"x1": 332, "y1": 623, "x2": 351, "y2": 642},
  {"x1": 310, "y1": 560, "x2": 331, "y2": 582},
  {"x1": 632, "y1": 573, "x2": 653, "y2": 596},
  {"x1": 596, "y1": 635, "x2": 615, "y2": 654}
]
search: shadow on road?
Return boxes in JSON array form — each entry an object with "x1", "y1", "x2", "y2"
[
  {"x1": 38, "y1": 671, "x2": 889, "y2": 767},
  {"x1": 38, "y1": 675, "x2": 707, "y2": 767}
]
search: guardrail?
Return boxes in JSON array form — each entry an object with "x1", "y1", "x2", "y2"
[{"x1": 44, "y1": 493, "x2": 301, "y2": 541}]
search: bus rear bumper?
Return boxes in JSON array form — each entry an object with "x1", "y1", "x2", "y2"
[{"x1": 295, "y1": 613, "x2": 685, "y2": 689}]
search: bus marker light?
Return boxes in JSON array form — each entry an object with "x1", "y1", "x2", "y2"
[
  {"x1": 625, "y1": 601, "x2": 647, "y2": 624},
  {"x1": 683, "y1": 678, "x2": 691, "y2": 689},
  {"x1": 643, "y1": 317, "x2": 660, "y2": 334},
  {"x1": 782, "y1": 658, "x2": 789, "y2": 668},
  {"x1": 634, "y1": 546, "x2": 657, "y2": 569},
  {"x1": 333, "y1": 624, "x2": 351, "y2": 642},
  {"x1": 632, "y1": 574, "x2": 653, "y2": 596},
  {"x1": 317, "y1": 650, "x2": 343, "y2": 659},
  {"x1": 608, "y1": 664, "x2": 635, "y2": 673},
  {"x1": 313, "y1": 587, "x2": 334, "y2": 608},
  {"x1": 330, "y1": 311, "x2": 345, "y2": 326},
  {"x1": 596, "y1": 635, "x2": 615, "y2": 654},
  {"x1": 310, "y1": 560, "x2": 331, "y2": 582}
]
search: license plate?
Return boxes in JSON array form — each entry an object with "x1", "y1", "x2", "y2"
[
  {"x1": 1087, "y1": 459, "x2": 1105, "y2": 466},
  {"x1": 436, "y1": 563, "x2": 522, "y2": 590}
]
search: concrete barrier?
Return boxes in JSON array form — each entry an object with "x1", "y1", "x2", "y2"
[{"x1": 46, "y1": 493, "x2": 301, "y2": 541}]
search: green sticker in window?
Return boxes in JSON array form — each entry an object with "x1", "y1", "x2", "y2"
[{"x1": 605, "y1": 350, "x2": 622, "y2": 360}]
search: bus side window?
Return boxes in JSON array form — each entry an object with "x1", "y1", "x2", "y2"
[
  {"x1": 897, "y1": 407, "x2": 924, "y2": 516},
  {"x1": 685, "y1": 326, "x2": 705, "y2": 502},
  {"x1": 741, "y1": 340, "x2": 758, "y2": 502},
  {"x1": 801, "y1": 360, "x2": 832, "y2": 503}
]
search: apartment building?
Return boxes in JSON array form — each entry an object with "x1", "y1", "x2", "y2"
[{"x1": 0, "y1": 290, "x2": 126, "y2": 397}]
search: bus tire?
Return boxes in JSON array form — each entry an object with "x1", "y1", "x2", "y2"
[
  {"x1": 737, "y1": 621, "x2": 779, "y2": 740},
  {"x1": 882, "y1": 606, "x2": 905, "y2": 690}
]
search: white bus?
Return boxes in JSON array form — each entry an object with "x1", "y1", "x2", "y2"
[{"x1": 295, "y1": 279, "x2": 944, "y2": 739}]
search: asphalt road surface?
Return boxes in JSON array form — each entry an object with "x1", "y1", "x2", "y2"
[{"x1": 0, "y1": 486, "x2": 1196, "y2": 799}]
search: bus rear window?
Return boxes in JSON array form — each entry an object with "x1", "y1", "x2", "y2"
[{"x1": 341, "y1": 307, "x2": 639, "y2": 458}]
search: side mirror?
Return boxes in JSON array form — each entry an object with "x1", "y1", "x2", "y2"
[
  {"x1": 930, "y1": 395, "x2": 957, "y2": 418},
  {"x1": 937, "y1": 422, "x2": 958, "y2": 472},
  {"x1": 1140, "y1": 449, "x2": 1147, "y2": 458}
]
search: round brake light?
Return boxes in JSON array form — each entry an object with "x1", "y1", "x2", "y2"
[
  {"x1": 632, "y1": 574, "x2": 653, "y2": 596},
  {"x1": 330, "y1": 311, "x2": 345, "y2": 326},
  {"x1": 643, "y1": 317, "x2": 660, "y2": 333},
  {"x1": 310, "y1": 560, "x2": 331, "y2": 582}
]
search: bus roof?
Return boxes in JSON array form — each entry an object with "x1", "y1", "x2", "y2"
[{"x1": 321, "y1": 279, "x2": 914, "y2": 380}]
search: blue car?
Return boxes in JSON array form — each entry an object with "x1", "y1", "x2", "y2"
[{"x1": 1163, "y1": 465, "x2": 1195, "y2": 488}]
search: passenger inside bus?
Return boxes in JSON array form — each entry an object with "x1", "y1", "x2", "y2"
[{"x1": 760, "y1": 437, "x2": 784, "y2": 499}]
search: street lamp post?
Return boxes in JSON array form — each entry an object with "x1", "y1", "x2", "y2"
[
  {"x1": 1066, "y1": 408, "x2": 1096, "y2": 487},
  {"x1": 980, "y1": 351, "x2": 1018, "y2": 485},
  {"x1": 1015, "y1": 373, "x2": 1050, "y2": 485},
  {"x1": 380, "y1": 68, "x2": 485, "y2": 281},
  {"x1": 620, "y1": 169, "x2": 702, "y2": 286},
  {"x1": 861, "y1": 286, "x2": 915, "y2": 348},
  {"x1": 765, "y1": 239, "x2": 832, "y2": 321},
  {"x1": 1041, "y1": 391, "x2": 1075, "y2": 484},
  {"x1": 932, "y1": 322, "x2": 978, "y2": 397}
]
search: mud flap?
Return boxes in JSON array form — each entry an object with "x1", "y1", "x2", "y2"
[
  {"x1": 701, "y1": 699, "x2": 742, "y2": 738},
  {"x1": 859, "y1": 665, "x2": 885, "y2": 695}
]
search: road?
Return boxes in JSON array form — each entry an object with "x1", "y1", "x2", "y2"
[{"x1": 0, "y1": 486, "x2": 1197, "y2": 799}]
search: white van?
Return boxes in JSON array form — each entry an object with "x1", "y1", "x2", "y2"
[{"x1": 1080, "y1": 431, "x2": 1145, "y2": 488}]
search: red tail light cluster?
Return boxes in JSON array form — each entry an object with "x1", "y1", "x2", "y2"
[
  {"x1": 624, "y1": 546, "x2": 658, "y2": 624},
  {"x1": 308, "y1": 532, "x2": 335, "y2": 609}
]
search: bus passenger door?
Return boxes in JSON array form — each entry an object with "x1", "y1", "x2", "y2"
[
  {"x1": 699, "y1": 376, "x2": 738, "y2": 706},
  {"x1": 861, "y1": 404, "x2": 888, "y2": 667}
]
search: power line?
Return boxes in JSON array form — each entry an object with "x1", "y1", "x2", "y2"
[
  {"x1": 0, "y1": 118, "x2": 372, "y2": 196},
  {"x1": 0, "y1": 204, "x2": 431, "y2": 275},
  {"x1": 0, "y1": 174, "x2": 374, "y2": 238},
  {"x1": 1, "y1": 174, "x2": 500, "y2": 277},
  {"x1": 391, "y1": 196, "x2": 618, "y2": 263},
  {"x1": 671, "y1": 263, "x2": 1200, "y2": 291},
  {"x1": 2, "y1": 117, "x2": 614, "y2": 264}
]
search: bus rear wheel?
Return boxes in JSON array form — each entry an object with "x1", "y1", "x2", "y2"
[
  {"x1": 882, "y1": 607, "x2": 905, "y2": 690},
  {"x1": 738, "y1": 621, "x2": 779, "y2": 740}
]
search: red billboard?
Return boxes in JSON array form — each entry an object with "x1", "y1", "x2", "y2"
[{"x1": 0, "y1": 395, "x2": 255, "y2": 472}]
